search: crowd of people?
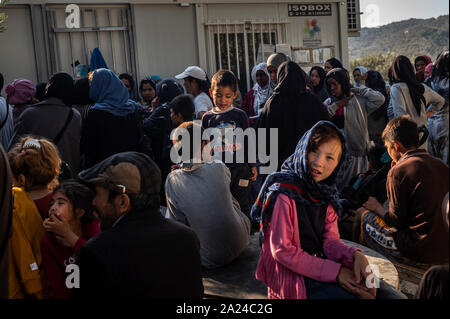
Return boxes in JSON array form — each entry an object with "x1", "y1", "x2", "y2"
[{"x1": 0, "y1": 49, "x2": 448, "y2": 300}]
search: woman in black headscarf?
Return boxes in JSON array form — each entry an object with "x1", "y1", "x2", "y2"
[
  {"x1": 0, "y1": 145, "x2": 13, "y2": 298},
  {"x1": 45, "y1": 72, "x2": 76, "y2": 106},
  {"x1": 365, "y1": 70, "x2": 389, "y2": 143},
  {"x1": 309, "y1": 66, "x2": 329, "y2": 103},
  {"x1": 73, "y1": 77, "x2": 94, "y2": 122},
  {"x1": 258, "y1": 61, "x2": 330, "y2": 171},
  {"x1": 387, "y1": 56, "x2": 445, "y2": 150}
]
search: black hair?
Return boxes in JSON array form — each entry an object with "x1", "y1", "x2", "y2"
[
  {"x1": 35, "y1": 82, "x2": 47, "y2": 102},
  {"x1": 139, "y1": 78, "x2": 156, "y2": 92},
  {"x1": 119, "y1": 73, "x2": 134, "y2": 91},
  {"x1": 53, "y1": 181, "x2": 96, "y2": 225},
  {"x1": 73, "y1": 77, "x2": 93, "y2": 105},
  {"x1": 365, "y1": 70, "x2": 386, "y2": 92},
  {"x1": 388, "y1": 67, "x2": 394, "y2": 85},
  {"x1": 392, "y1": 55, "x2": 426, "y2": 116},
  {"x1": 382, "y1": 115, "x2": 419, "y2": 149},
  {"x1": 211, "y1": 69, "x2": 238, "y2": 92},
  {"x1": 414, "y1": 56, "x2": 429, "y2": 69},
  {"x1": 326, "y1": 58, "x2": 343, "y2": 69},
  {"x1": 169, "y1": 94, "x2": 195, "y2": 122},
  {"x1": 367, "y1": 143, "x2": 387, "y2": 171},
  {"x1": 435, "y1": 51, "x2": 449, "y2": 79},
  {"x1": 184, "y1": 76, "x2": 211, "y2": 95},
  {"x1": 366, "y1": 70, "x2": 389, "y2": 121},
  {"x1": 325, "y1": 68, "x2": 352, "y2": 98},
  {"x1": 309, "y1": 66, "x2": 327, "y2": 92}
]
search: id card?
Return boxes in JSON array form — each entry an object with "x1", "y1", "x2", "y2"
[{"x1": 239, "y1": 179, "x2": 249, "y2": 187}]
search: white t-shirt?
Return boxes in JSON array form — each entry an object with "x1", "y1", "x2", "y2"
[{"x1": 194, "y1": 92, "x2": 214, "y2": 117}]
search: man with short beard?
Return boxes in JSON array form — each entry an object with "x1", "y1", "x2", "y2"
[{"x1": 76, "y1": 152, "x2": 203, "y2": 298}]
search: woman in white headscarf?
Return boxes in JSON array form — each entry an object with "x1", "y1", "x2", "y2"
[
  {"x1": 353, "y1": 66, "x2": 368, "y2": 87},
  {"x1": 242, "y1": 62, "x2": 271, "y2": 126}
]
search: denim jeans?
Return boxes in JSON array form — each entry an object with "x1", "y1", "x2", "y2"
[{"x1": 304, "y1": 277, "x2": 407, "y2": 299}]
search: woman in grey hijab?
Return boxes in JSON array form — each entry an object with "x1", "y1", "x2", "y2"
[{"x1": 267, "y1": 52, "x2": 290, "y2": 86}]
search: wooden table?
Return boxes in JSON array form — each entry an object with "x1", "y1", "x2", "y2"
[{"x1": 202, "y1": 235, "x2": 400, "y2": 299}]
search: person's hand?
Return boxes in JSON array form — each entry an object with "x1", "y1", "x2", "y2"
[
  {"x1": 336, "y1": 96, "x2": 351, "y2": 108},
  {"x1": 337, "y1": 266, "x2": 362, "y2": 293},
  {"x1": 43, "y1": 215, "x2": 79, "y2": 248},
  {"x1": 362, "y1": 197, "x2": 386, "y2": 217},
  {"x1": 337, "y1": 266, "x2": 374, "y2": 299},
  {"x1": 353, "y1": 251, "x2": 377, "y2": 298},
  {"x1": 151, "y1": 96, "x2": 160, "y2": 111},
  {"x1": 250, "y1": 166, "x2": 258, "y2": 182}
]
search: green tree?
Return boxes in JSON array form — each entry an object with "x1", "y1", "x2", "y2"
[
  {"x1": 0, "y1": 0, "x2": 9, "y2": 33},
  {"x1": 350, "y1": 52, "x2": 399, "y2": 82}
]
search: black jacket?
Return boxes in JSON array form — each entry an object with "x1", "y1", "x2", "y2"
[
  {"x1": 77, "y1": 209, "x2": 204, "y2": 299},
  {"x1": 80, "y1": 108, "x2": 141, "y2": 169},
  {"x1": 9, "y1": 97, "x2": 82, "y2": 173},
  {"x1": 258, "y1": 62, "x2": 330, "y2": 171}
]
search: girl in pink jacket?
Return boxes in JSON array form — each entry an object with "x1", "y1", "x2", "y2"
[{"x1": 251, "y1": 121, "x2": 377, "y2": 299}]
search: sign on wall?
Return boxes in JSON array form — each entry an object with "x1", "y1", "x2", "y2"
[
  {"x1": 288, "y1": 3, "x2": 332, "y2": 17},
  {"x1": 302, "y1": 19, "x2": 321, "y2": 46}
]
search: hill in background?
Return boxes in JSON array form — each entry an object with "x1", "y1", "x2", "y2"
[{"x1": 349, "y1": 15, "x2": 449, "y2": 60}]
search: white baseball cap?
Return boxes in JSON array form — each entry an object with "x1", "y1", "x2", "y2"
[{"x1": 175, "y1": 66, "x2": 207, "y2": 81}]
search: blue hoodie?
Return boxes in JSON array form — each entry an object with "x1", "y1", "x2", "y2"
[{"x1": 89, "y1": 68, "x2": 141, "y2": 117}]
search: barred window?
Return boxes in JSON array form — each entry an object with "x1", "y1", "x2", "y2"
[{"x1": 347, "y1": 0, "x2": 359, "y2": 31}]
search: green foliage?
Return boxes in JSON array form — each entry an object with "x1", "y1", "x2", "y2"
[
  {"x1": 350, "y1": 52, "x2": 398, "y2": 82},
  {"x1": 349, "y1": 15, "x2": 449, "y2": 63},
  {"x1": 0, "y1": 0, "x2": 9, "y2": 33}
]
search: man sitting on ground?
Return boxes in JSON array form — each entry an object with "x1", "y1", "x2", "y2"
[
  {"x1": 354, "y1": 116, "x2": 449, "y2": 265},
  {"x1": 166, "y1": 122, "x2": 251, "y2": 269},
  {"x1": 76, "y1": 151, "x2": 204, "y2": 298}
]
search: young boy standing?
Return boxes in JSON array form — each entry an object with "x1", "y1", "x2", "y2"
[{"x1": 202, "y1": 70, "x2": 257, "y2": 230}]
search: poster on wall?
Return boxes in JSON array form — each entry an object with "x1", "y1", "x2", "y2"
[
  {"x1": 302, "y1": 19, "x2": 321, "y2": 47},
  {"x1": 288, "y1": 3, "x2": 332, "y2": 17}
]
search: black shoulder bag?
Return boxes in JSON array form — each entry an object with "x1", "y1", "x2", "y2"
[{"x1": 54, "y1": 108, "x2": 74, "y2": 180}]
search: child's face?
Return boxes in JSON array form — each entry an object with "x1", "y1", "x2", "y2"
[
  {"x1": 209, "y1": 85, "x2": 238, "y2": 111},
  {"x1": 49, "y1": 191, "x2": 76, "y2": 224},
  {"x1": 307, "y1": 138, "x2": 342, "y2": 182}
]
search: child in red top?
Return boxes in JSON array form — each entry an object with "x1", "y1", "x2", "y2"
[{"x1": 41, "y1": 181, "x2": 100, "y2": 299}]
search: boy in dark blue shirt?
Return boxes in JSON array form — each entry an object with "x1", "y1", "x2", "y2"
[{"x1": 202, "y1": 70, "x2": 257, "y2": 230}]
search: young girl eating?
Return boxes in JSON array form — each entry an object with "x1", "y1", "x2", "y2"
[
  {"x1": 41, "y1": 181, "x2": 100, "y2": 299},
  {"x1": 251, "y1": 121, "x2": 377, "y2": 299}
]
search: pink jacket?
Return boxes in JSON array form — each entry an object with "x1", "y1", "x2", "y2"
[{"x1": 255, "y1": 193, "x2": 360, "y2": 299}]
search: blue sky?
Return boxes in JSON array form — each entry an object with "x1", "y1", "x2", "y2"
[{"x1": 360, "y1": 0, "x2": 449, "y2": 27}]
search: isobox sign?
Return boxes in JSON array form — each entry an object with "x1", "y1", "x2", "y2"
[{"x1": 288, "y1": 3, "x2": 332, "y2": 17}]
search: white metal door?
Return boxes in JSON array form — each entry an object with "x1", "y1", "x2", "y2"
[{"x1": 45, "y1": 5, "x2": 134, "y2": 78}]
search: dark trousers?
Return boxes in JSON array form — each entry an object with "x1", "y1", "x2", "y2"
[
  {"x1": 229, "y1": 165, "x2": 251, "y2": 218},
  {"x1": 304, "y1": 277, "x2": 407, "y2": 299}
]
